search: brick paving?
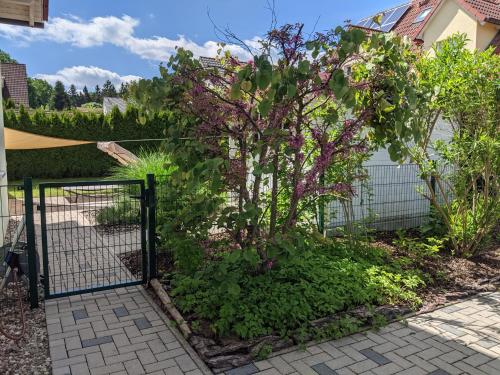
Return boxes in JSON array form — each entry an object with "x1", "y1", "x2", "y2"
[
  {"x1": 227, "y1": 292, "x2": 500, "y2": 375},
  {"x1": 46, "y1": 286, "x2": 211, "y2": 375}
]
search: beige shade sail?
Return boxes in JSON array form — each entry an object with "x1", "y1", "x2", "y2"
[{"x1": 5, "y1": 127, "x2": 93, "y2": 150}]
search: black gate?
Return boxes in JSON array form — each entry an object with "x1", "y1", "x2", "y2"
[{"x1": 39, "y1": 180, "x2": 148, "y2": 298}]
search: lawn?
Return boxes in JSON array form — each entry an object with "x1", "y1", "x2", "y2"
[{"x1": 7, "y1": 177, "x2": 103, "y2": 198}]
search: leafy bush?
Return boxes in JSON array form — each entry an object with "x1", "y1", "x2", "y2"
[
  {"x1": 4, "y1": 106, "x2": 168, "y2": 179},
  {"x1": 172, "y1": 235, "x2": 424, "y2": 340},
  {"x1": 95, "y1": 199, "x2": 140, "y2": 226}
]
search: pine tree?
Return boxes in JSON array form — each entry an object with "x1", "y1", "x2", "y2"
[
  {"x1": 118, "y1": 83, "x2": 128, "y2": 98},
  {"x1": 68, "y1": 84, "x2": 78, "y2": 108},
  {"x1": 93, "y1": 85, "x2": 102, "y2": 103},
  {"x1": 82, "y1": 86, "x2": 91, "y2": 103},
  {"x1": 52, "y1": 81, "x2": 69, "y2": 110},
  {"x1": 102, "y1": 80, "x2": 117, "y2": 97}
]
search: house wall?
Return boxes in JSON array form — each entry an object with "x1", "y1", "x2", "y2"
[
  {"x1": 328, "y1": 117, "x2": 453, "y2": 231},
  {"x1": 421, "y1": 0, "x2": 478, "y2": 50},
  {"x1": 476, "y1": 21, "x2": 499, "y2": 51}
]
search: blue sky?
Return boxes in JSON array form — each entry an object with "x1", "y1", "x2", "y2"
[{"x1": 0, "y1": 0, "x2": 404, "y2": 89}]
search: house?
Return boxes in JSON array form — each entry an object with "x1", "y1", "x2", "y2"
[
  {"x1": 1, "y1": 62, "x2": 29, "y2": 107},
  {"x1": 0, "y1": 0, "x2": 49, "y2": 245},
  {"x1": 330, "y1": 0, "x2": 500, "y2": 231},
  {"x1": 356, "y1": 0, "x2": 500, "y2": 52},
  {"x1": 0, "y1": 0, "x2": 49, "y2": 28},
  {"x1": 103, "y1": 97, "x2": 128, "y2": 115}
]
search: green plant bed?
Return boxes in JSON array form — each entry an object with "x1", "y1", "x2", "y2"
[{"x1": 170, "y1": 236, "x2": 424, "y2": 341}]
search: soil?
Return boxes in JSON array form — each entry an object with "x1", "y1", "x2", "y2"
[{"x1": 0, "y1": 284, "x2": 50, "y2": 375}]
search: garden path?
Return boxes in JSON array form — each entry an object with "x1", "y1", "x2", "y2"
[
  {"x1": 34, "y1": 198, "x2": 211, "y2": 375},
  {"x1": 227, "y1": 292, "x2": 500, "y2": 375}
]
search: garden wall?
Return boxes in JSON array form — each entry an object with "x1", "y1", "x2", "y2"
[{"x1": 4, "y1": 107, "x2": 169, "y2": 179}]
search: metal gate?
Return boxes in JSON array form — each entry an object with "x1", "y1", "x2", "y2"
[{"x1": 39, "y1": 180, "x2": 147, "y2": 298}]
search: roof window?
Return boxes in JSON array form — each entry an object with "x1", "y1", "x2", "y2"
[{"x1": 414, "y1": 8, "x2": 432, "y2": 23}]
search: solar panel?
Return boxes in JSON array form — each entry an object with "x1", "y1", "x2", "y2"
[{"x1": 356, "y1": 3, "x2": 410, "y2": 32}]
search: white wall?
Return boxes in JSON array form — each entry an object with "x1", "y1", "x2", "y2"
[{"x1": 327, "y1": 118, "x2": 453, "y2": 231}]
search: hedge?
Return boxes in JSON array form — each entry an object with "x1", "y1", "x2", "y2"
[{"x1": 4, "y1": 106, "x2": 169, "y2": 180}]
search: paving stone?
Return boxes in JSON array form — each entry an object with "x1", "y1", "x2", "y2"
[
  {"x1": 311, "y1": 363, "x2": 338, "y2": 375},
  {"x1": 226, "y1": 363, "x2": 260, "y2": 375},
  {"x1": 428, "y1": 370, "x2": 451, "y2": 375},
  {"x1": 360, "y1": 348, "x2": 391, "y2": 365},
  {"x1": 73, "y1": 309, "x2": 89, "y2": 320},
  {"x1": 348, "y1": 359, "x2": 378, "y2": 373},
  {"x1": 112, "y1": 306, "x2": 129, "y2": 318},
  {"x1": 122, "y1": 358, "x2": 144, "y2": 375},
  {"x1": 81, "y1": 335, "x2": 113, "y2": 348}
]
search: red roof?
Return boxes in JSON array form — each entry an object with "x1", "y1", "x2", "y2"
[
  {"x1": 459, "y1": 0, "x2": 500, "y2": 24},
  {"x1": 369, "y1": 0, "x2": 500, "y2": 41}
]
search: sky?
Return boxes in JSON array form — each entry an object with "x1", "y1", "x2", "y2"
[{"x1": 0, "y1": 0, "x2": 405, "y2": 90}]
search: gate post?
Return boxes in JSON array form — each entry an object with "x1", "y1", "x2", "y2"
[
  {"x1": 24, "y1": 177, "x2": 39, "y2": 308},
  {"x1": 146, "y1": 174, "x2": 157, "y2": 280}
]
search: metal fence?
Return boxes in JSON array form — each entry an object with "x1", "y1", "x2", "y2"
[{"x1": 325, "y1": 164, "x2": 452, "y2": 232}]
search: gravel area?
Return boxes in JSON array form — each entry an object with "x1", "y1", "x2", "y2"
[{"x1": 0, "y1": 283, "x2": 50, "y2": 375}]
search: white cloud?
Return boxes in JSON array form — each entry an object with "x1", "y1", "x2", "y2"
[
  {"x1": 36, "y1": 66, "x2": 141, "y2": 90},
  {"x1": 0, "y1": 15, "x2": 257, "y2": 61}
]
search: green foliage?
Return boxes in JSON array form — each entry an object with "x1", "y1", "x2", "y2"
[
  {"x1": 110, "y1": 151, "x2": 175, "y2": 184},
  {"x1": 51, "y1": 81, "x2": 70, "y2": 110},
  {"x1": 27, "y1": 78, "x2": 53, "y2": 108},
  {"x1": 0, "y1": 49, "x2": 17, "y2": 63},
  {"x1": 172, "y1": 236, "x2": 423, "y2": 340},
  {"x1": 4, "y1": 107, "x2": 167, "y2": 179},
  {"x1": 365, "y1": 34, "x2": 500, "y2": 256},
  {"x1": 394, "y1": 230, "x2": 443, "y2": 261},
  {"x1": 95, "y1": 199, "x2": 140, "y2": 225}
]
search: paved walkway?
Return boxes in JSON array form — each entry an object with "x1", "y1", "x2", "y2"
[
  {"x1": 46, "y1": 286, "x2": 211, "y2": 375},
  {"x1": 227, "y1": 292, "x2": 500, "y2": 375}
]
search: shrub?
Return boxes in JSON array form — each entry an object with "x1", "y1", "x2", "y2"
[{"x1": 4, "y1": 106, "x2": 168, "y2": 179}]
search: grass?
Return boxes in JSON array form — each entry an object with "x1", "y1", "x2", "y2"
[{"x1": 7, "y1": 177, "x2": 103, "y2": 198}]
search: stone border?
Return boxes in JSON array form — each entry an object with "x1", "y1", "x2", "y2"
[{"x1": 138, "y1": 285, "x2": 213, "y2": 375}]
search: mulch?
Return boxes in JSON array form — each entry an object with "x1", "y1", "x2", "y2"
[{"x1": 0, "y1": 284, "x2": 50, "y2": 375}]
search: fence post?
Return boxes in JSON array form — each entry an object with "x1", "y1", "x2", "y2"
[
  {"x1": 23, "y1": 177, "x2": 38, "y2": 309},
  {"x1": 146, "y1": 174, "x2": 157, "y2": 280}
]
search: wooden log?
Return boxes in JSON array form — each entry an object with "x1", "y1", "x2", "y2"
[{"x1": 149, "y1": 278, "x2": 192, "y2": 339}]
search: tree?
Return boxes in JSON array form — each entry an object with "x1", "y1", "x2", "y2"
[
  {"x1": 93, "y1": 85, "x2": 102, "y2": 103},
  {"x1": 27, "y1": 78, "x2": 53, "y2": 108},
  {"x1": 0, "y1": 49, "x2": 17, "y2": 63},
  {"x1": 102, "y1": 80, "x2": 117, "y2": 97},
  {"x1": 68, "y1": 84, "x2": 79, "y2": 108},
  {"x1": 155, "y1": 24, "x2": 411, "y2": 272},
  {"x1": 118, "y1": 83, "x2": 129, "y2": 98},
  {"x1": 82, "y1": 85, "x2": 92, "y2": 103},
  {"x1": 51, "y1": 80, "x2": 69, "y2": 110},
  {"x1": 369, "y1": 34, "x2": 500, "y2": 257}
]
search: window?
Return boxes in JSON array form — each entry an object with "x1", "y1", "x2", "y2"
[{"x1": 414, "y1": 8, "x2": 432, "y2": 23}]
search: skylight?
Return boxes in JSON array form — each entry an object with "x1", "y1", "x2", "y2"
[{"x1": 414, "y1": 8, "x2": 432, "y2": 23}]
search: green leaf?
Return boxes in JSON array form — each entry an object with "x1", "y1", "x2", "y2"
[
  {"x1": 241, "y1": 80, "x2": 252, "y2": 92},
  {"x1": 298, "y1": 60, "x2": 310, "y2": 74},
  {"x1": 259, "y1": 99, "x2": 272, "y2": 117},
  {"x1": 230, "y1": 83, "x2": 242, "y2": 99},
  {"x1": 287, "y1": 83, "x2": 297, "y2": 98}
]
